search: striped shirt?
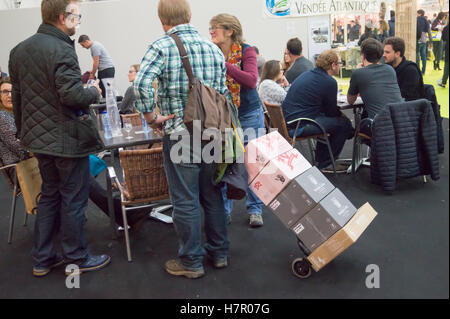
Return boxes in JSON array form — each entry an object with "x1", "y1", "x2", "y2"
[{"x1": 134, "y1": 24, "x2": 228, "y2": 135}]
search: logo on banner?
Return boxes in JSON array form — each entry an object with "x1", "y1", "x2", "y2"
[{"x1": 266, "y1": 0, "x2": 291, "y2": 16}]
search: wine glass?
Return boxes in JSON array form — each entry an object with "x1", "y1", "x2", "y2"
[{"x1": 123, "y1": 118, "x2": 133, "y2": 139}]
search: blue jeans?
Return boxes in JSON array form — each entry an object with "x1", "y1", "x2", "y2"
[
  {"x1": 292, "y1": 115, "x2": 354, "y2": 169},
  {"x1": 416, "y1": 42, "x2": 427, "y2": 74},
  {"x1": 32, "y1": 155, "x2": 90, "y2": 268},
  {"x1": 222, "y1": 107, "x2": 265, "y2": 216},
  {"x1": 162, "y1": 134, "x2": 229, "y2": 270}
]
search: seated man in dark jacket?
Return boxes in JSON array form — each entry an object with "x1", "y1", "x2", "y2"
[
  {"x1": 383, "y1": 37, "x2": 425, "y2": 101},
  {"x1": 282, "y1": 50, "x2": 353, "y2": 173}
]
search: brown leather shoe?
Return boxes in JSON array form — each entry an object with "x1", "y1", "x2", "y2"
[{"x1": 165, "y1": 259, "x2": 205, "y2": 279}]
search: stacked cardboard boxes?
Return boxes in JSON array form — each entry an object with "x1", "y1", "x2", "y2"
[{"x1": 245, "y1": 131, "x2": 377, "y2": 272}]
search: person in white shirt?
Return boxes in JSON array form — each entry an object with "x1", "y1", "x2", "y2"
[{"x1": 258, "y1": 60, "x2": 289, "y2": 106}]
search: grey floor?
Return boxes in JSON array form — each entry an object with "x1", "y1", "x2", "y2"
[{"x1": 0, "y1": 119, "x2": 448, "y2": 300}]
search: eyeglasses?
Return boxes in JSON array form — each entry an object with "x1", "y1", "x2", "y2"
[
  {"x1": 1, "y1": 90, "x2": 12, "y2": 96},
  {"x1": 65, "y1": 12, "x2": 82, "y2": 21},
  {"x1": 209, "y1": 26, "x2": 225, "y2": 32}
]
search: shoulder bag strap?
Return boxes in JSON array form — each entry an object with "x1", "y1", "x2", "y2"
[{"x1": 169, "y1": 33, "x2": 195, "y2": 86}]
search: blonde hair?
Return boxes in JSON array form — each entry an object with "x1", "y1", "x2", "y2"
[
  {"x1": 315, "y1": 50, "x2": 339, "y2": 71},
  {"x1": 379, "y1": 20, "x2": 389, "y2": 32},
  {"x1": 158, "y1": 0, "x2": 191, "y2": 26},
  {"x1": 210, "y1": 13, "x2": 244, "y2": 44},
  {"x1": 131, "y1": 64, "x2": 140, "y2": 72}
]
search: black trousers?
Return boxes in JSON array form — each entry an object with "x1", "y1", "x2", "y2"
[{"x1": 98, "y1": 67, "x2": 115, "y2": 98}]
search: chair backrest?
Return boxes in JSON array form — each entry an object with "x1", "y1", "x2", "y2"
[
  {"x1": 119, "y1": 147, "x2": 169, "y2": 202},
  {"x1": 264, "y1": 101, "x2": 292, "y2": 143},
  {"x1": 263, "y1": 111, "x2": 271, "y2": 132},
  {"x1": 121, "y1": 113, "x2": 142, "y2": 127}
]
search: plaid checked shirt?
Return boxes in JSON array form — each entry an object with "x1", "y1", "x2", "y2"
[{"x1": 134, "y1": 24, "x2": 229, "y2": 135}]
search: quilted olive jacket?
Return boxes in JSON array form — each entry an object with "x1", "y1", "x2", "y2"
[{"x1": 9, "y1": 24, "x2": 102, "y2": 158}]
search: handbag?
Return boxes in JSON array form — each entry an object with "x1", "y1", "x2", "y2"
[
  {"x1": 16, "y1": 157, "x2": 42, "y2": 215},
  {"x1": 169, "y1": 33, "x2": 234, "y2": 139},
  {"x1": 75, "y1": 114, "x2": 105, "y2": 153}
]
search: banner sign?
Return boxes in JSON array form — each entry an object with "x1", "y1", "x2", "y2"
[{"x1": 264, "y1": 0, "x2": 382, "y2": 18}]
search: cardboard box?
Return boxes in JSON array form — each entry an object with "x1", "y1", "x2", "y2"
[
  {"x1": 307, "y1": 203, "x2": 378, "y2": 272},
  {"x1": 291, "y1": 205, "x2": 341, "y2": 252},
  {"x1": 249, "y1": 148, "x2": 312, "y2": 206},
  {"x1": 319, "y1": 188, "x2": 357, "y2": 227},
  {"x1": 291, "y1": 187, "x2": 357, "y2": 252},
  {"x1": 269, "y1": 166, "x2": 335, "y2": 229},
  {"x1": 245, "y1": 131, "x2": 293, "y2": 184}
]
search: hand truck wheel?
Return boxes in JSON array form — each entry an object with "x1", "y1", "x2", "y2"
[{"x1": 291, "y1": 258, "x2": 312, "y2": 279}]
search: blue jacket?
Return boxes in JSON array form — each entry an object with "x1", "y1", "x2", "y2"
[{"x1": 282, "y1": 68, "x2": 340, "y2": 127}]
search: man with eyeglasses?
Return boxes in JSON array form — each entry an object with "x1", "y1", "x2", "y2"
[
  {"x1": 282, "y1": 50, "x2": 353, "y2": 173},
  {"x1": 78, "y1": 34, "x2": 115, "y2": 99},
  {"x1": 8, "y1": 0, "x2": 110, "y2": 278}
]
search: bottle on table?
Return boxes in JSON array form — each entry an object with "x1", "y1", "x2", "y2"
[
  {"x1": 105, "y1": 81, "x2": 123, "y2": 137},
  {"x1": 101, "y1": 111, "x2": 112, "y2": 139}
]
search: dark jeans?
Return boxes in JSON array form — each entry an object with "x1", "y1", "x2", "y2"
[
  {"x1": 433, "y1": 41, "x2": 443, "y2": 67},
  {"x1": 32, "y1": 154, "x2": 90, "y2": 268},
  {"x1": 416, "y1": 42, "x2": 427, "y2": 74},
  {"x1": 98, "y1": 67, "x2": 115, "y2": 98},
  {"x1": 162, "y1": 134, "x2": 229, "y2": 270},
  {"x1": 292, "y1": 115, "x2": 354, "y2": 169}
]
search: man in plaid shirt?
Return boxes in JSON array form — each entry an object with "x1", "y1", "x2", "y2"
[{"x1": 134, "y1": 0, "x2": 230, "y2": 279}]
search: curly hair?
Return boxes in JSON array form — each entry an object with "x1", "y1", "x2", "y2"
[{"x1": 315, "y1": 50, "x2": 339, "y2": 71}]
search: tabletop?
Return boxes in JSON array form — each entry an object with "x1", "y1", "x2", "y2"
[
  {"x1": 337, "y1": 94, "x2": 364, "y2": 110},
  {"x1": 99, "y1": 126, "x2": 163, "y2": 150}
]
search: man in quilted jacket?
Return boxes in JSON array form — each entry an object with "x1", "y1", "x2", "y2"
[{"x1": 9, "y1": 0, "x2": 111, "y2": 277}]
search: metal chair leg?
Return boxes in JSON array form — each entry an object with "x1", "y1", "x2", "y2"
[
  {"x1": 307, "y1": 139, "x2": 316, "y2": 165},
  {"x1": 351, "y1": 134, "x2": 360, "y2": 174},
  {"x1": 8, "y1": 172, "x2": 18, "y2": 244},
  {"x1": 121, "y1": 204, "x2": 132, "y2": 262},
  {"x1": 23, "y1": 211, "x2": 28, "y2": 227},
  {"x1": 322, "y1": 137, "x2": 337, "y2": 176}
]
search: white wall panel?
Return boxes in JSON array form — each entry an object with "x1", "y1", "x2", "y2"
[{"x1": 0, "y1": 0, "x2": 309, "y2": 94}]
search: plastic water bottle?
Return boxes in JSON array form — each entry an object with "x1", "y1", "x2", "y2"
[
  {"x1": 105, "y1": 81, "x2": 123, "y2": 137},
  {"x1": 141, "y1": 113, "x2": 151, "y2": 134},
  {"x1": 101, "y1": 111, "x2": 112, "y2": 139}
]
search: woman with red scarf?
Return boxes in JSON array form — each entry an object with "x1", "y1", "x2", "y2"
[{"x1": 209, "y1": 13, "x2": 265, "y2": 227}]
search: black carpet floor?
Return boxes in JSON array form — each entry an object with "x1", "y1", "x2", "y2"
[{"x1": 0, "y1": 120, "x2": 448, "y2": 300}]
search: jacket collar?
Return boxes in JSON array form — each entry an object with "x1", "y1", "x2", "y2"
[
  {"x1": 395, "y1": 57, "x2": 407, "y2": 72},
  {"x1": 37, "y1": 23, "x2": 75, "y2": 47}
]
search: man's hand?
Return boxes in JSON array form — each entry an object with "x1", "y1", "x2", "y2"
[{"x1": 152, "y1": 114, "x2": 175, "y2": 133}]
